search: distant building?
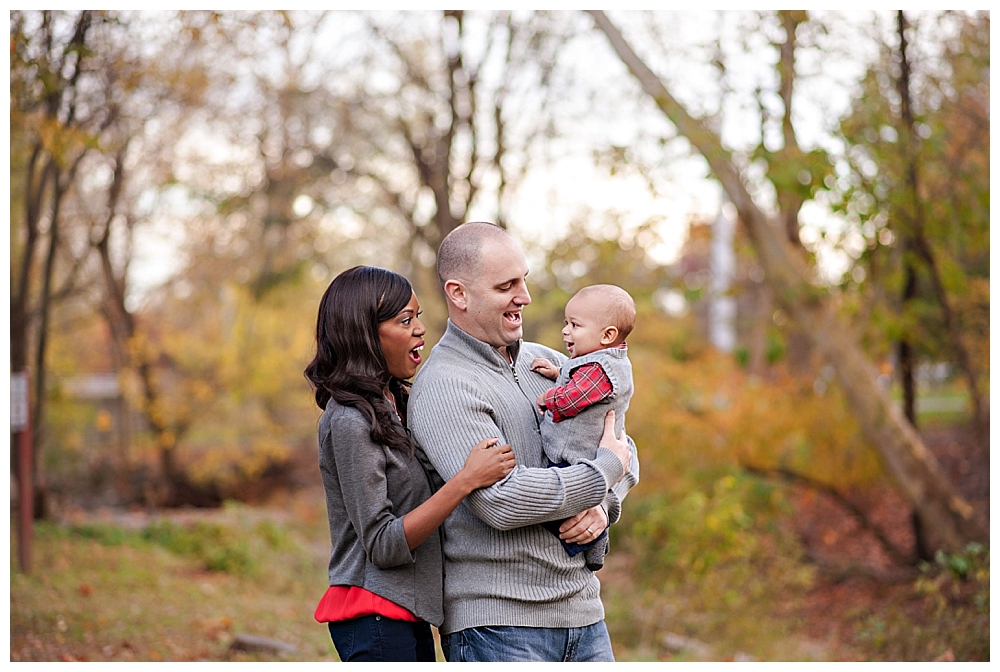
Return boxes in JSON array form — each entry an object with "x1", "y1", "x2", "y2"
[{"x1": 59, "y1": 372, "x2": 132, "y2": 458}]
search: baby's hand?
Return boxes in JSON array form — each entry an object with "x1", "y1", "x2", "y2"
[
  {"x1": 535, "y1": 391, "x2": 549, "y2": 414},
  {"x1": 530, "y1": 357, "x2": 559, "y2": 380}
]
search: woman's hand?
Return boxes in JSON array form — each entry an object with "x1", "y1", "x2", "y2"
[
  {"x1": 457, "y1": 438, "x2": 515, "y2": 491},
  {"x1": 600, "y1": 409, "x2": 631, "y2": 473},
  {"x1": 403, "y1": 438, "x2": 514, "y2": 551}
]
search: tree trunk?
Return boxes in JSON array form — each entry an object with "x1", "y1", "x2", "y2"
[
  {"x1": 747, "y1": 276, "x2": 771, "y2": 377},
  {"x1": 774, "y1": 10, "x2": 813, "y2": 376},
  {"x1": 589, "y1": 10, "x2": 987, "y2": 551},
  {"x1": 10, "y1": 10, "x2": 96, "y2": 519},
  {"x1": 93, "y1": 150, "x2": 204, "y2": 507},
  {"x1": 898, "y1": 256, "x2": 918, "y2": 427}
]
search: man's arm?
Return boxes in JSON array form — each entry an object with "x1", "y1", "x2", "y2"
[
  {"x1": 409, "y1": 376, "x2": 625, "y2": 531},
  {"x1": 553, "y1": 426, "x2": 638, "y2": 542}
]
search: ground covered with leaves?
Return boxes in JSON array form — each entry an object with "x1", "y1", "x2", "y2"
[
  {"x1": 604, "y1": 421, "x2": 990, "y2": 662},
  {"x1": 10, "y1": 492, "x2": 339, "y2": 662},
  {"x1": 10, "y1": 425, "x2": 988, "y2": 662}
]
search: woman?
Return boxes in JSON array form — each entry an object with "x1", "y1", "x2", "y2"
[{"x1": 304, "y1": 266, "x2": 515, "y2": 662}]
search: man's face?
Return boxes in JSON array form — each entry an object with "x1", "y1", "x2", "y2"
[{"x1": 458, "y1": 235, "x2": 531, "y2": 350}]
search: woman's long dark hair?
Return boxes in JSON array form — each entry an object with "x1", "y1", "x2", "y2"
[{"x1": 304, "y1": 266, "x2": 416, "y2": 456}]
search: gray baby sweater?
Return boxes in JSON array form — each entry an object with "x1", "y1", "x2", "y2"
[
  {"x1": 540, "y1": 347, "x2": 633, "y2": 467},
  {"x1": 408, "y1": 321, "x2": 639, "y2": 635}
]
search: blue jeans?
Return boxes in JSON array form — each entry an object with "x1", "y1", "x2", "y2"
[
  {"x1": 441, "y1": 621, "x2": 614, "y2": 662},
  {"x1": 327, "y1": 615, "x2": 436, "y2": 662}
]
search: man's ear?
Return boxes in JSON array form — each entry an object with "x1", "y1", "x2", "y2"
[
  {"x1": 600, "y1": 326, "x2": 619, "y2": 346},
  {"x1": 444, "y1": 279, "x2": 468, "y2": 311}
]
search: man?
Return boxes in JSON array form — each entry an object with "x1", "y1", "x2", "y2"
[{"x1": 408, "y1": 221, "x2": 639, "y2": 662}]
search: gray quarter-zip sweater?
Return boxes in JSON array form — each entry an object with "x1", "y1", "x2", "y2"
[{"x1": 408, "y1": 321, "x2": 639, "y2": 635}]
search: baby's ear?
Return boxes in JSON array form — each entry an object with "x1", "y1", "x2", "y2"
[{"x1": 601, "y1": 326, "x2": 619, "y2": 346}]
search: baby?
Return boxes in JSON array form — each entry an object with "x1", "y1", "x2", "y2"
[{"x1": 530, "y1": 283, "x2": 635, "y2": 571}]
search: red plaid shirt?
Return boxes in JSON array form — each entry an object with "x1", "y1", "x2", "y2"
[{"x1": 542, "y1": 361, "x2": 614, "y2": 423}]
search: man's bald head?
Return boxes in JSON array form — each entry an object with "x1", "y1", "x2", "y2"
[{"x1": 437, "y1": 221, "x2": 512, "y2": 286}]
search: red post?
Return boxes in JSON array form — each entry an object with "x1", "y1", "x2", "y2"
[{"x1": 11, "y1": 371, "x2": 33, "y2": 574}]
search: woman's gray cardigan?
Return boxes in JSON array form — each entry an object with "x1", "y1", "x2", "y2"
[{"x1": 317, "y1": 399, "x2": 444, "y2": 626}]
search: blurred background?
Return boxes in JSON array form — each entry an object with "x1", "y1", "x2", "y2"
[{"x1": 9, "y1": 9, "x2": 989, "y2": 662}]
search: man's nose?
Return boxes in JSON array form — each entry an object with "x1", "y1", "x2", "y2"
[{"x1": 515, "y1": 283, "x2": 531, "y2": 306}]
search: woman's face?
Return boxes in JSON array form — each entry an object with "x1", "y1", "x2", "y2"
[{"x1": 378, "y1": 292, "x2": 426, "y2": 381}]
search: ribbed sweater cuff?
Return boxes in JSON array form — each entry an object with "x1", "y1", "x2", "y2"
[{"x1": 593, "y1": 446, "x2": 625, "y2": 487}]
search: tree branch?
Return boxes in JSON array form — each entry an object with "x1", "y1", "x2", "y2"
[
  {"x1": 803, "y1": 549, "x2": 920, "y2": 584},
  {"x1": 741, "y1": 461, "x2": 915, "y2": 566}
]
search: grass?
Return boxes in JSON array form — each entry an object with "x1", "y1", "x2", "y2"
[
  {"x1": 10, "y1": 493, "x2": 340, "y2": 662},
  {"x1": 11, "y1": 472, "x2": 989, "y2": 662},
  {"x1": 888, "y1": 379, "x2": 975, "y2": 428}
]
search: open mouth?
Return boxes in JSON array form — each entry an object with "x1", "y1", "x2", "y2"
[
  {"x1": 564, "y1": 341, "x2": 574, "y2": 355},
  {"x1": 504, "y1": 311, "x2": 522, "y2": 327},
  {"x1": 409, "y1": 343, "x2": 424, "y2": 365}
]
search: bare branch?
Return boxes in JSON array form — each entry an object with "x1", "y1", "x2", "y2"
[
  {"x1": 803, "y1": 549, "x2": 920, "y2": 584},
  {"x1": 365, "y1": 16, "x2": 435, "y2": 93}
]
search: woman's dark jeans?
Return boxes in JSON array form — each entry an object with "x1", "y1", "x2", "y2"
[{"x1": 328, "y1": 615, "x2": 435, "y2": 662}]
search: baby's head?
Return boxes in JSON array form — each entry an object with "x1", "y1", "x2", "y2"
[{"x1": 562, "y1": 284, "x2": 635, "y2": 358}]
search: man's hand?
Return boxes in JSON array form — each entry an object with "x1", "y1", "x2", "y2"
[
  {"x1": 600, "y1": 409, "x2": 631, "y2": 474},
  {"x1": 558, "y1": 505, "x2": 608, "y2": 545}
]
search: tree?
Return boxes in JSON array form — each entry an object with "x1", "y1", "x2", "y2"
[
  {"x1": 3, "y1": 12, "x2": 541, "y2": 508},
  {"x1": 164, "y1": 10, "x2": 567, "y2": 336},
  {"x1": 10, "y1": 11, "x2": 120, "y2": 514},
  {"x1": 74, "y1": 10, "x2": 535, "y2": 503},
  {"x1": 588, "y1": 10, "x2": 986, "y2": 551},
  {"x1": 833, "y1": 12, "x2": 989, "y2": 456},
  {"x1": 78, "y1": 12, "x2": 235, "y2": 506},
  {"x1": 11, "y1": 10, "x2": 232, "y2": 506}
]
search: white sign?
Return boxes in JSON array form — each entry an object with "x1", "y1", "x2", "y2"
[{"x1": 11, "y1": 372, "x2": 29, "y2": 432}]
